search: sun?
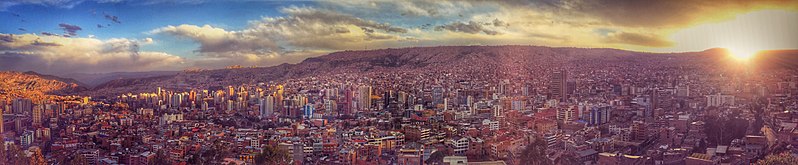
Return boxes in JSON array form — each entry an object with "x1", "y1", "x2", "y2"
[{"x1": 725, "y1": 47, "x2": 760, "y2": 61}]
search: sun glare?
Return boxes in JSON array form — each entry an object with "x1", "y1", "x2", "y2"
[{"x1": 725, "y1": 47, "x2": 760, "y2": 61}]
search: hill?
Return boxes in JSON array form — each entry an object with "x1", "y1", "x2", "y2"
[
  {"x1": 62, "y1": 71, "x2": 181, "y2": 87},
  {"x1": 0, "y1": 71, "x2": 87, "y2": 101},
  {"x1": 83, "y1": 45, "x2": 796, "y2": 96}
]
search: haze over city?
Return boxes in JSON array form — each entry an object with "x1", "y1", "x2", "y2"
[{"x1": 1, "y1": 0, "x2": 798, "y2": 165}]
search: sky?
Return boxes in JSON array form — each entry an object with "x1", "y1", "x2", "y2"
[{"x1": 1, "y1": 0, "x2": 797, "y2": 75}]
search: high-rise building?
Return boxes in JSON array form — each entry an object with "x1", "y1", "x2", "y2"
[
  {"x1": 259, "y1": 96, "x2": 274, "y2": 119},
  {"x1": 0, "y1": 109, "x2": 4, "y2": 133},
  {"x1": 589, "y1": 105, "x2": 611, "y2": 126},
  {"x1": 493, "y1": 104, "x2": 502, "y2": 117},
  {"x1": 676, "y1": 86, "x2": 690, "y2": 97},
  {"x1": 302, "y1": 104, "x2": 314, "y2": 119},
  {"x1": 432, "y1": 85, "x2": 444, "y2": 105},
  {"x1": 706, "y1": 94, "x2": 735, "y2": 107},
  {"x1": 12, "y1": 98, "x2": 32, "y2": 114},
  {"x1": 32, "y1": 105, "x2": 42, "y2": 127},
  {"x1": 557, "y1": 107, "x2": 576, "y2": 122},
  {"x1": 228, "y1": 86, "x2": 236, "y2": 99},
  {"x1": 324, "y1": 100, "x2": 336, "y2": 116},
  {"x1": 358, "y1": 85, "x2": 372, "y2": 111},
  {"x1": 550, "y1": 70, "x2": 568, "y2": 102}
]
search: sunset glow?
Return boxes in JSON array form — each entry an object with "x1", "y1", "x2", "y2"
[
  {"x1": 1, "y1": 1, "x2": 798, "y2": 164},
  {"x1": 725, "y1": 47, "x2": 760, "y2": 61}
]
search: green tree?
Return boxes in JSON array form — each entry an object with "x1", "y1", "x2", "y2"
[
  {"x1": 519, "y1": 137, "x2": 552, "y2": 165},
  {"x1": 757, "y1": 153, "x2": 798, "y2": 165},
  {"x1": 254, "y1": 145, "x2": 291, "y2": 165}
]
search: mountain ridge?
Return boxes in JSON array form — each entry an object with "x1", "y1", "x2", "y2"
[
  {"x1": 45, "y1": 45, "x2": 798, "y2": 97},
  {"x1": 0, "y1": 71, "x2": 87, "y2": 101}
]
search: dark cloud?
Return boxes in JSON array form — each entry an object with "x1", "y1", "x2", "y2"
[
  {"x1": 40, "y1": 32, "x2": 58, "y2": 36},
  {"x1": 360, "y1": 27, "x2": 375, "y2": 33},
  {"x1": 32, "y1": 40, "x2": 62, "y2": 47},
  {"x1": 605, "y1": 32, "x2": 673, "y2": 47},
  {"x1": 493, "y1": 19, "x2": 508, "y2": 27},
  {"x1": 104, "y1": 13, "x2": 121, "y2": 24},
  {"x1": 420, "y1": 23, "x2": 432, "y2": 30},
  {"x1": 1, "y1": 34, "x2": 13, "y2": 42},
  {"x1": 435, "y1": 21, "x2": 501, "y2": 35},
  {"x1": 59, "y1": 23, "x2": 82, "y2": 36},
  {"x1": 18, "y1": 28, "x2": 26, "y2": 31},
  {"x1": 333, "y1": 27, "x2": 350, "y2": 34},
  {"x1": 97, "y1": 24, "x2": 105, "y2": 28}
]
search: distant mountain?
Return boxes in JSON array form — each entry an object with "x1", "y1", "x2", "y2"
[
  {"x1": 84, "y1": 45, "x2": 796, "y2": 97},
  {"x1": 0, "y1": 71, "x2": 87, "y2": 101},
  {"x1": 62, "y1": 71, "x2": 180, "y2": 87},
  {"x1": 752, "y1": 50, "x2": 798, "y2": 69}
]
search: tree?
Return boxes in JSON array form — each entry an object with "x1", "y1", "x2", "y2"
[
  {"x1": 424, "y1": 150, "x2": 446, "y2": 165},
  {"x1": 154, "y1": 150, "x2": 171, "y2": 165},
  {"x1": 30, "y1": 147, "x2": 46, "y2": 165},
  {"x1": 519, "y1": 137, "x2": 552, "y2": 165},
  {"x1": 70, "y1": 154, "x2": 88, "y2": 165},
  {"x1": 0, "y1": 140, "x2": 6, "y2": 165},
  {"x1": 555, "y1": 153, "x2": 579, "y2": 165},
  {"x1": 756, "y1": 153, "x2": 798, "y2": 165},
  {"x1": 254, "y1": 145, "x2": 291, "y2": 165},
  {"x1": 8, "y1": 145, "x2": 29, "y2": 165}
]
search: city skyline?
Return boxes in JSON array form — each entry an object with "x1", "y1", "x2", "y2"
[
  {"x1": 1, "y1": 1, "x2": 798, "y2": 165},
  {"x1": 1, "y1": 0, "x2": 797, "y2": 74}
]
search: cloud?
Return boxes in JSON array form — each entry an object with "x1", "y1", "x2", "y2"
[
  {"x1": 320, "y1": 1, "x2": 476, "y2": 18},
  {"x1": 0, "y1": 33, "x2": 184, "y2": 74},
  {"x1": 508, "y1": 0, "x2": 798, "y2": 27},
  {"x1": 58, "y1": 23, "x2": 82, "y2": 37},
  {"x1": 604, "y1": 32, "x2": 674, "y2": 47},
  {"x1": 245, "y1": 6, "x2": 411, "y2": 49},
  {"x1": 149, "y1": 6, "x2": 419, "y2": 69},
  {"x1": 154, "y1": 6, "x2": 410, "y2": 52},
  {"x1": 191, "y1": 50, "x2": 327, "y2": 69},
  {"x1": 275, "y1": 6, "x2": 407, "y2": 33},
  {"x1": 435, "y1": 21, "x2": 501, "y2": 35},
  {"x1": 492, "y1": 19, "x2": 508, "y2": 27},
  {"x1": 1, "y1": 0, "x2": 215, "y2": 10},
  {"x1": 657, "y1": 10, "x2": 798, "y2": 52},
  {"x1": 151, "y1": 24, "x2": 278, "y2": 54},
  {"x1": 104, "y1": 13, "x2": 121, "y2": 24},
  {"x1": 40, "y1": 32, "x2": 58, "y2": 36},
  {"x1": 0, "y1": 0, "x2": 84, "y2": 10}
]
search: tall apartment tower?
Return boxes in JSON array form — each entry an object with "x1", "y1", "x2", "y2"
[
  {"x1": 259, "y1": 95, "x2": 274, "y2": 119},
  {"x1": 32, "y1": 105, "x2": 42, "y2": 127},
  {"x1": 550, "y1": 70, "x2": 568, "y2": 102},
  {"x1": 358, "y1": 86, "x2": 372, "y2": 111}
]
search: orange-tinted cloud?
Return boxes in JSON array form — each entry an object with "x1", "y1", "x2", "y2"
[
  {"x1": 528, "y1": 0, "x2": 798, "y2": 27},
  {"x1": 605, "y1": 32, "x2": 674, "y2": 47}
]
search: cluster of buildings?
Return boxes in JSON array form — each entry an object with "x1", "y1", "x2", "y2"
[{"x1": 1, "y1": 58, "x2": 797, "y2": 165}]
